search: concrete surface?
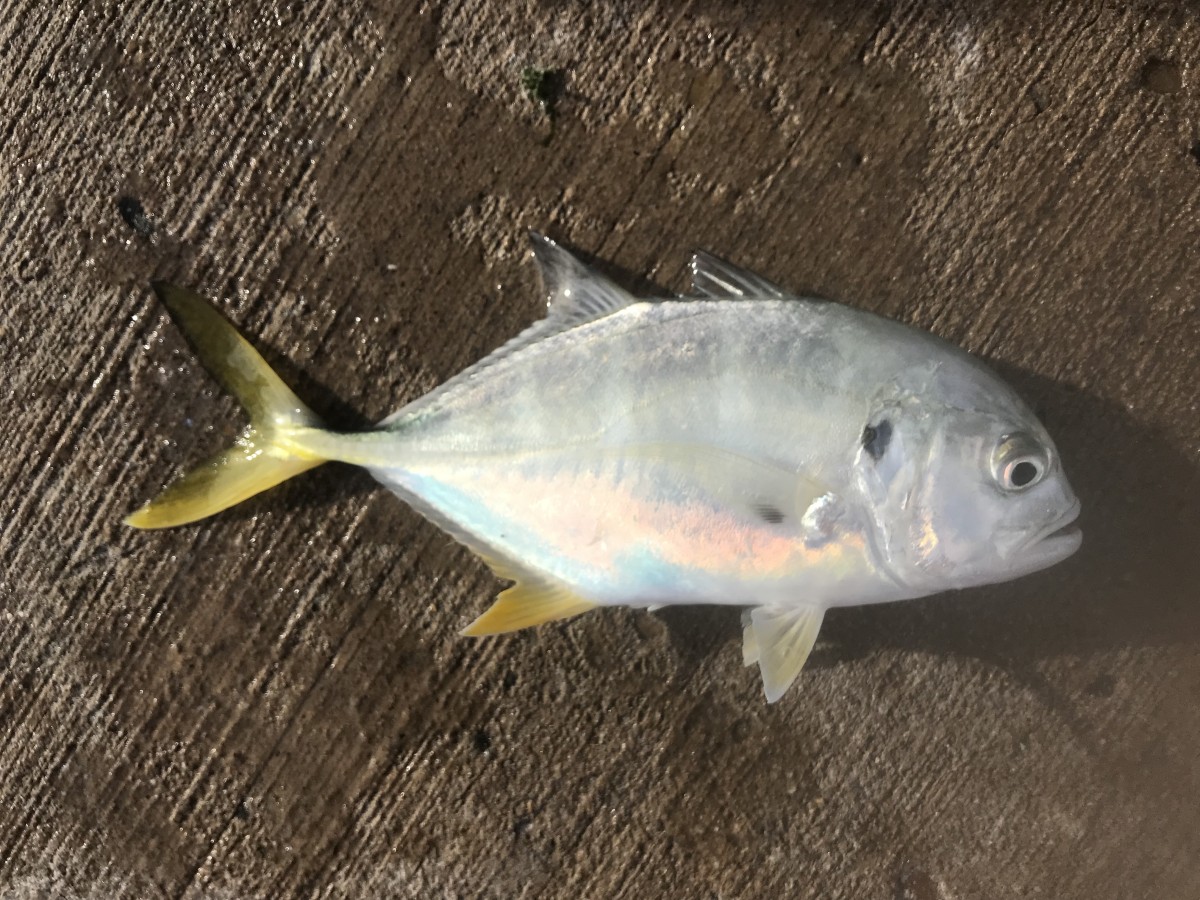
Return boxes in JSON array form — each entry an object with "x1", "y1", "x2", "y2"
[{"x1": 1, "y1": 1, "x2": 1198, "y2": 897}]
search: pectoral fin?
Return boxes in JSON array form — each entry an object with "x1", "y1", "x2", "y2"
[
  {"x1": 743, "y1": 605, "x2": 825, "y2": 703},
  {"x1": 462, "y1": 560, "x2": 598, "y2": 636},
  {"x1": 605, "y1": 442, "x2": 835, "y2": 532}
]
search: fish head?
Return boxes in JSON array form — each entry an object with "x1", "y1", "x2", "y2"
[{"x1": 856, "y1": 373, "x2": 1082, "y2": 594}]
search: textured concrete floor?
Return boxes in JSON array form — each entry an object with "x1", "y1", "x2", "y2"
[{"x1": 1, "y1": 1, "x2": 1199, "y2": 897}]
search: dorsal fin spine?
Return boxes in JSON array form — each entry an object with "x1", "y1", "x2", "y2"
[{"x1": 530, "y1": 231, "x2": 637, "y2": 326}]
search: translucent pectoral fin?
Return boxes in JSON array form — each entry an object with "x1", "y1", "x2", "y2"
[
  {"x1": 745, "y1": 605, "x2": 826, "y2": 703},
  {"x1": 608, "y1": 442, "x2": 835, "y2": 532},
  {"x1": 462, "y1": 559, "x2": 598, "y2": 636}
]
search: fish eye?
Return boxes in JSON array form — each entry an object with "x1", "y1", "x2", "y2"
[{"x1": 992, "y1": 434, "x2": 1048, "y2": 492}]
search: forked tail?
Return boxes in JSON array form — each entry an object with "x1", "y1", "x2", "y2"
[{"x1": 125, "y1": 283, "x2": 328, "y2": 529}]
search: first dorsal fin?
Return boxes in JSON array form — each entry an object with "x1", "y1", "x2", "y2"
[
  {"x1": 380, "y1": 233, "x2": 637, "y2": 428},
  {"x1": 530, "y1": 231, "x2": 638, "y2": 325},
  {"x1": 462, "y1": 557, "x2": 599, "y2": 636},
  {"x1": 742, "y1": 605, "x2": 825, "y2": 702},
  {"x1": 690, "y1": 251, "x2": 789, "y2": 300}
]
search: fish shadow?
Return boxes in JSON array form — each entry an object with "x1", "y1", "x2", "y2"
[
  {"x1": 825, "y1": 367, "x2": 1199, "y2": 666},
  {"x1": 658, "y1": 366, "x2": 1200, "y2": 727}
]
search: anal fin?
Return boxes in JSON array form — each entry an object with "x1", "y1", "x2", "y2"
[
  {"x1": 462, "y1": 560, "x2": 598, "y2": 636},
  {"x1": 743, "y1": 605, "x2": 825, "y2": 703}
]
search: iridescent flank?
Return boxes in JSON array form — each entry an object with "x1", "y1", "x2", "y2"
[{"x1": 392, "y1": 454, "x2": 872, "y2": 607}]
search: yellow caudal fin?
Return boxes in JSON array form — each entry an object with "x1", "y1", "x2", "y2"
[{"x1": 125, "y1": 282, "x2": 326, "y2": 529}]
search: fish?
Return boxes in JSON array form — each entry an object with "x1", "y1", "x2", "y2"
[{"x1": 126, "y1": 233, "x2": 1082, "y2": 702}]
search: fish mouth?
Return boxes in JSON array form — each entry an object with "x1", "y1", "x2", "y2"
[{"x1": 1021, "y1": 499, "x2": 1083, "y2": 569}]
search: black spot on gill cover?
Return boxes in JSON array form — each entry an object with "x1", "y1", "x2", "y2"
[{"x1": 863, "y1": 419, "x2": 892, "y2": 461}]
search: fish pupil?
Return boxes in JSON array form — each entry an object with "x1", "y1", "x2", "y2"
[
  {"x1": 1010, "y1": 460, "x2": 1039, "y2": 487},
  {"x1": 862, "y1": 419, "x2": 892, "y2": 461}
]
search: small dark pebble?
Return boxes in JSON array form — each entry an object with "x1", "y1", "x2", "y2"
[
  {"x1": 520, "y1": 66, "x2": 564, "y2": 116},
  {"x1": 117, "y1": 195, "x2": 155, "y2": 237},
  {"x1": 473, "y1": 728, "x2": 492, "y2": 753}
]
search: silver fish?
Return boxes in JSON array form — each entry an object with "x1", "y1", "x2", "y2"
[{"x1": 127, "y1": 233, "x2": 1082, "y2": 701}]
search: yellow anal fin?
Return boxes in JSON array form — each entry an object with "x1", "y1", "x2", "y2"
[
  {"x1": 462, "y1": 568, "x2": 598, "y2": 636},
  {"x1": 125, "y1": 430, "x2": 321, "y2": 529},
  {"x1": 745, "y1": 605, "x2": 826, "y2": 703}
]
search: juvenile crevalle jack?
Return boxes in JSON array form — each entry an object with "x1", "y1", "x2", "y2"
[{"x1": 127, "y1": 234, "x2": 1082, "y2": 701}]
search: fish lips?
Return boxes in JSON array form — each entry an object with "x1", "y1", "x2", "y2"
[{"x1": 1010, "y1": 498, "x2": 1083, "y2": 576}]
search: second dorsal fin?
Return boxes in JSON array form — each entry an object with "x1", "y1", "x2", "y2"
[
  {"x1": 380, "y1": 233, "x2": 637, "y2": 427},
  {"x1": 690, "y1": 251, "x2": 789, "y2": 300}
]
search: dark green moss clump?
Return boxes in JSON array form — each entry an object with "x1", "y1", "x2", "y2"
[{"x1": 520, "y1": 66, "x2": 564, "y2": 142}]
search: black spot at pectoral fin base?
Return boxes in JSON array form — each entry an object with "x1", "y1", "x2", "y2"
[{"x1": 751, "y1": 501, "x2": 786, "y2": 525}]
